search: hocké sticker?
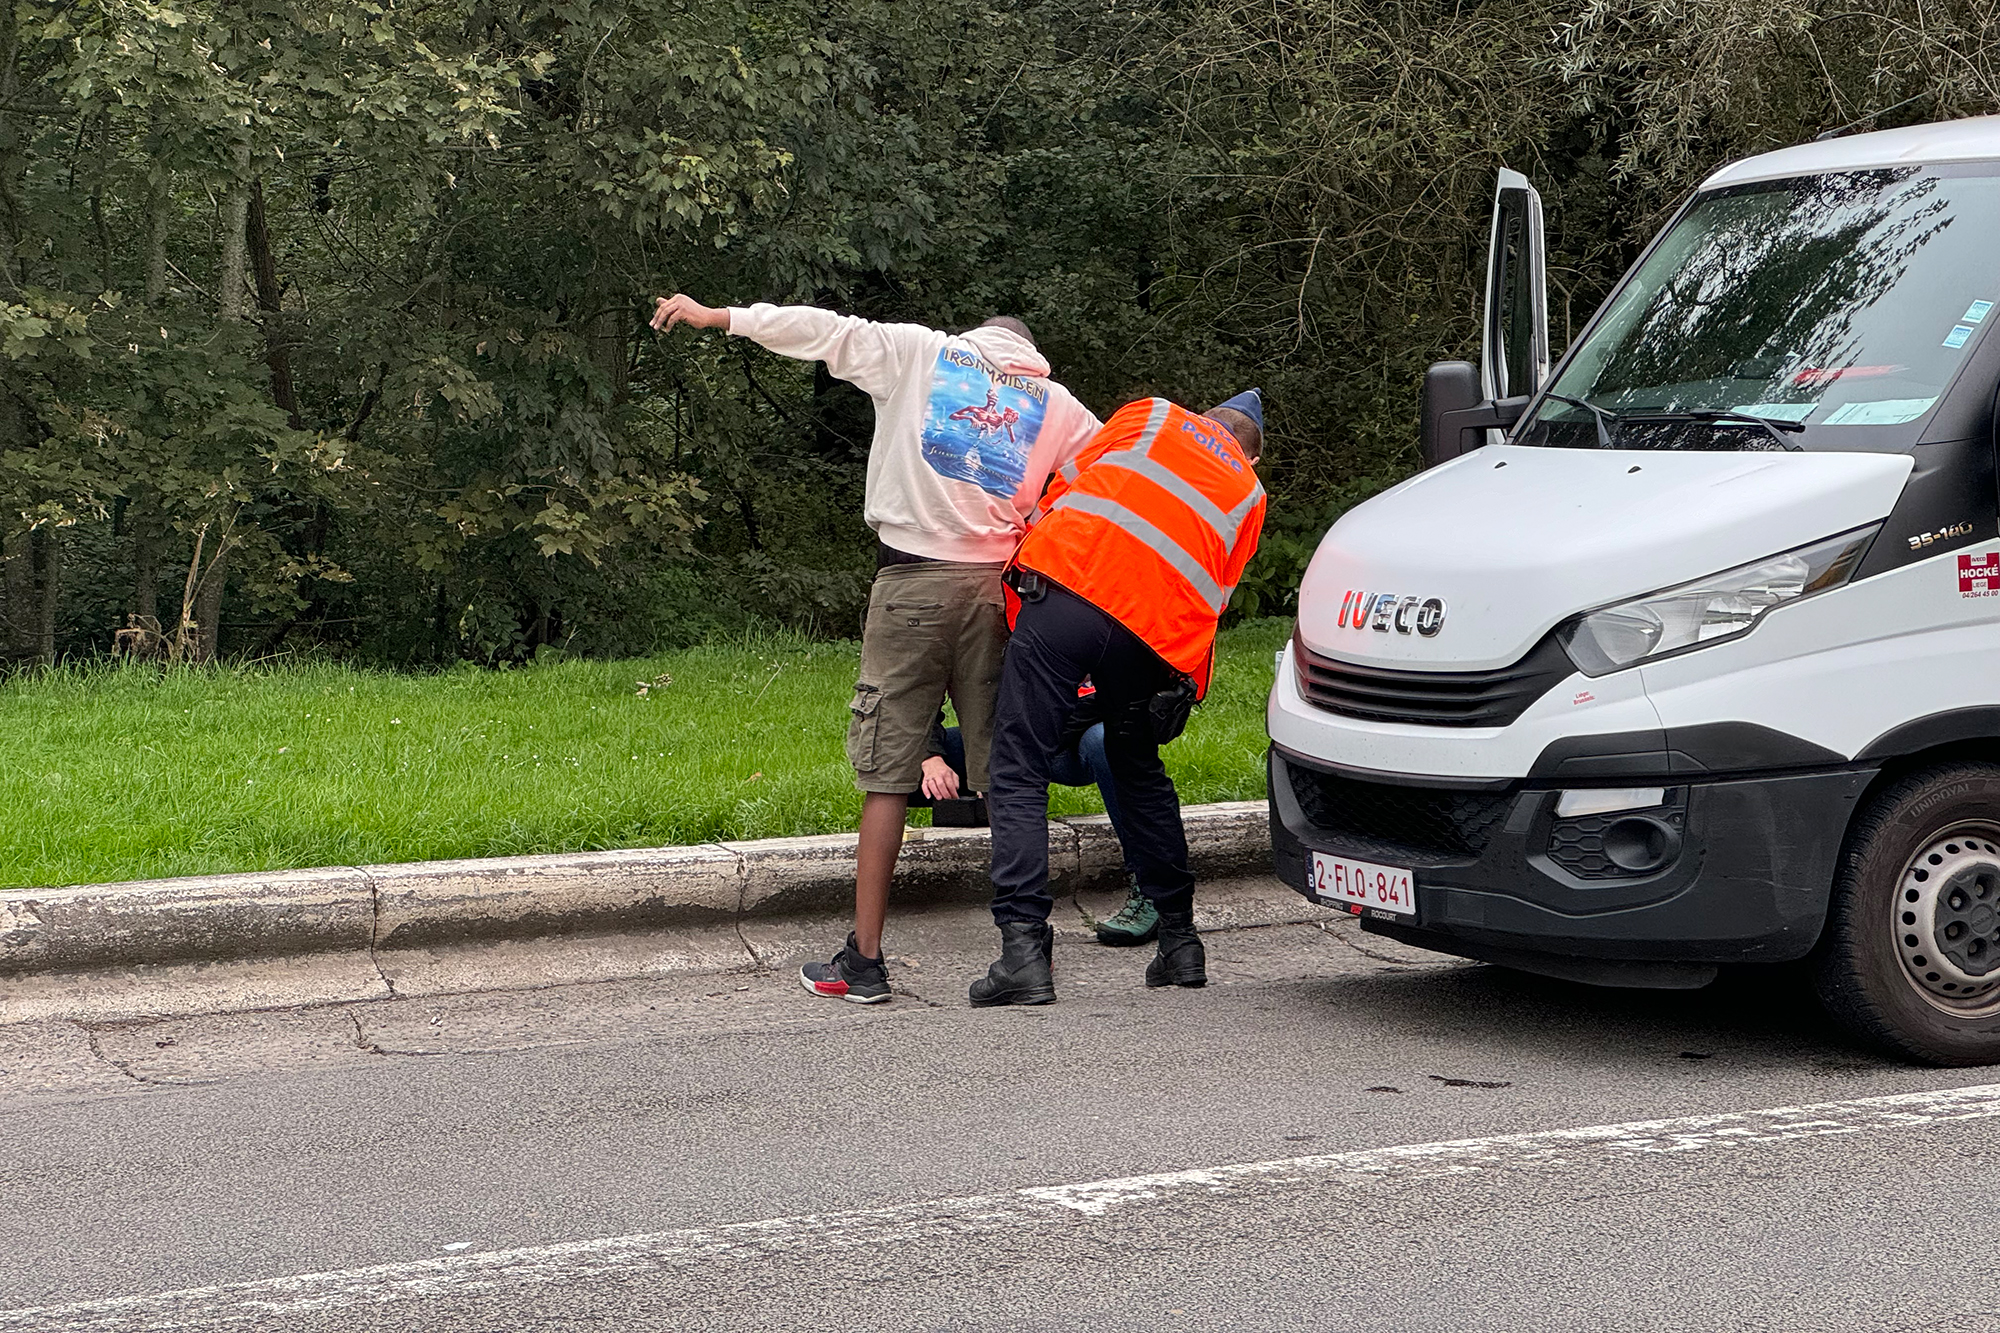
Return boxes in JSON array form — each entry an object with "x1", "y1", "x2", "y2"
[{"x1": 1959, "y1": 550, "x2": 2000, "y2": 598}]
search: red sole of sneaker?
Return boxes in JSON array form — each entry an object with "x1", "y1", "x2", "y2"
[{"x1": 798, "y1": 972, "x2": 889, "y2": 1004}]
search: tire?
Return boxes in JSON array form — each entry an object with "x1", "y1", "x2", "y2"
[{"x1": 1816, "y1": 762, "x2": 2000, "y2": 1066}]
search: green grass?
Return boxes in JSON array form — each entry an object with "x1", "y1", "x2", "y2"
[{"x1": 0, "y1": 620, "x2": 1288, "y2": 889}]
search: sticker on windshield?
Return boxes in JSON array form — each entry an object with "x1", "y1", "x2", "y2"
[
  {"x1": 1731, "y1": 401, "x2": 1816, "y2": 422},
  {"x1": 1944, "y1": 324, "x2": 1976, "y2": 349},
  {"x1": 1823, "y1": 398, "x2": 1937, "y2": 426},
  {"x1": 1960, "y1": 551, "x2": 2000, "y2": 598},
  {"x1": 1967, "y1": 300, "x2": 1995, "y2": 324}
]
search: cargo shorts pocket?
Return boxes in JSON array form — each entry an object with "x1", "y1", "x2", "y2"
[
  {"x1": 845, "y1": 683, "x2": 883, "y2": 771},
  {"x1": 880, "y1": 598, "x2": 947, "y2": 629}
]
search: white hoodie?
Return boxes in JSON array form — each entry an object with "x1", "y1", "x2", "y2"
[{"x1": 727, "y1": 304, "x2": 1102, "y2": 564}]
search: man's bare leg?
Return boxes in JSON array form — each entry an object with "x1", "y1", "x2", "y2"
[{"x1": 854, "y1": 791, "x2": 909, "y2": 958}]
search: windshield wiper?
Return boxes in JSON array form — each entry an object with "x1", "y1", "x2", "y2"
[
  {"x1": 1542, "y1": 392, "x2": 1619, "y2": 449},
  {"x1": 1619, "y1": 408, "x2": 1806, "y2": 452},
  {"x1": 1541, "y1": 394, "x2": 1807, "y2": 452}
]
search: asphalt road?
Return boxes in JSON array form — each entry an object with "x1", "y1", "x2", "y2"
[{"x1": 1, "y1": 876, "x2": 1992, "y2": 1331}]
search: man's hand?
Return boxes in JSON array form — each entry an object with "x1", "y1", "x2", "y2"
[
  {"x1": 920, "y1": 755, "x2": 961, "y2": 802},
  {"x1": 650, "y1": 294, "x2": 730, "y2": 333}
]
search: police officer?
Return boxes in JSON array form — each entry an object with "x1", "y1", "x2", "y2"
[{"x1": 970, "y1": 391, "x2": 1266, "y2": 1006}]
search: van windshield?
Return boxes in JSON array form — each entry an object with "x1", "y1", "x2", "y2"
[{"x1": 1517, "y1": 166, "x2": 2000, "y2": 451}]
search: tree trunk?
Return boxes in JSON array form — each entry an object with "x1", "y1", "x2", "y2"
[
  {"x1": 345, "y1": 366, "x2": 385, "y2": 441},
  {"x1": 32, "y1": 527, "x2": 58, "y2": 667},
  {"x1": 130, "y1": 512, "x2": 159, "y2": 624},
  {"x1": 89, "y1": 116, "x2": 115, "y2": 294},
  {"x1": 587, "y1": 264, "x2": 631, "y2": 408},
  {"x1": 246, "y1": 179, "x2": 302, "y2": 427},
  {"x1": 144, "y1": 173, "x2": 171, "y2": 306},
  {"x1": 195, "y1": 546, "x2": 229, "y2": 664},
  {"x1": 0, "y1": 154, "x2": 21, "y2": 294},
  {"x1": 216, "y1": 147, "x2": 252, "y2": 321},
  {"x1": 0, "y1": 530, "x2": 28, "y2": 655},
  {"x1": 0, "y1": 20, "x2": 22, "y2": 293}
]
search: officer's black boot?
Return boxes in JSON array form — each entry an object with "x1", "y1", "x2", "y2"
[
  {"x1": 969, "y1": 921, "x2": 1056, "y2": 1007},
  {"x1": 1145, "y1": 909, "x2": 1206, "y2": 988}
]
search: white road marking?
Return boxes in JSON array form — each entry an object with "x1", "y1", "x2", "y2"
[{"x1": 8, "y1": 1081, "x2": 2000, "y2": 1330}]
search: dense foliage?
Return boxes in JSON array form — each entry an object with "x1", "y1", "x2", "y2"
[{"x1": 2, "y1": 0, "x2": 1996, "y2": 664}]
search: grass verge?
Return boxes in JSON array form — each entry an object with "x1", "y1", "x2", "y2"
[{"x1": 1, "y1": 619, "x2": 1287, "y2": 889}]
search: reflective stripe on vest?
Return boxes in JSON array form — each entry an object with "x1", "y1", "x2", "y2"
[
  {"x1": 1133, "y1": 397, "x2": 1173, "y2": 447},
  {"x1": 1094, "y1": 451, "x2": 1261, "y2": 553},
  {"x1": 1016, "y1": 396, "x2": 1265, "y2": 692},
  {"x1": 1062, "y1": 395, "x2": 1265, "y2": 590},
  {"x1": 1048, "y1": 491, "x2": 1230, "y2": 614},
  {"x1": 1225, "y1": 484, "x2": 1264, "y2": 532}
]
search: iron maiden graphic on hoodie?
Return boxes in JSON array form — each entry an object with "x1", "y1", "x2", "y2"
[
  {"x1": 724, "y1": 303, "x2": 1098, "y2": 562},
  {"x1": 918, "y1": 346, "x2": 1051, "y2": 497}
]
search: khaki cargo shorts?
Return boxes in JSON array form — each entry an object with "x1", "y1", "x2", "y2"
[{"x1": 847, "y1": 560, "x2": 1009, "y2": 794}]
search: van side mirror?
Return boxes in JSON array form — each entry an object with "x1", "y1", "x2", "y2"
[
  {"x1": 1419, "y1": 361, "x2": 1530, "y2": 469},
  {"x1": 1420, "y1": 362, "x2": 1481, "y2": 468}
]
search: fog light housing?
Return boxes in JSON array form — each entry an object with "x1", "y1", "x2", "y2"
[
  {"x1": 1555, "y1": 787, "x2": 1665, "y2": 819},
  {"x1": 1543, "y1": 788, "x2": 1687, "y2": 882},
  {"x1": 1603, "y1": 816, "x2": 1679, "y2": 873}
]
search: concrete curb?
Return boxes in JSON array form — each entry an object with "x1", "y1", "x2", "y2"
[{"x1": 0, "y1": 802, "x2": 1271, "y2": 979}]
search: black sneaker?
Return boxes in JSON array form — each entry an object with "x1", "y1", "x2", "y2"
[{"x1": 799, "y1": 933, "x2": 891, "y2": 1004}]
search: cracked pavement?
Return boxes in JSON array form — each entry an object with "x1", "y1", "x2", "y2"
[
  {"x1": 1, "y1": 875, "x2": 1992, "y2": 1330},
  {"x1": 356, "y1": 865, "x2": 398, "y2": 999}
]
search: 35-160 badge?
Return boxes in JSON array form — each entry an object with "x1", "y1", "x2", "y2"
[{"x1": 1911, "y1": 520, "x2": 1975, "y2": 550}]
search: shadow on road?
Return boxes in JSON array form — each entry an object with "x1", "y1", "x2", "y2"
[{"x1": 1278, "y1": 951, "x2": 1887, "y2": 1075}]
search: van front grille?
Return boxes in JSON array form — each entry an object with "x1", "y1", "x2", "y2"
[
  {"x1": 1286, "y1": 759, "x2": 1515, "y2": 862},
  {"x1": 1292, "y1": 631, "x2": 1574, "y2": 728}
]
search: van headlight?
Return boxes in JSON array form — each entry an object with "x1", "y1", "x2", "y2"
[{"x1": 1560, "y1": 525, "x2": 1878, "y2": 676}]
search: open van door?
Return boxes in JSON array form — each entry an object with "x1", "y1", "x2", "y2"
[
  {"x1": 1480, "y1": 168, "x2": 1549, "y2": 405},
  {"x1": 1420, "y1": 168, "x2": 1550, "y2": 465}
]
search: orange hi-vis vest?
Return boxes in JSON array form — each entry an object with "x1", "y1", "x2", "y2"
[{"x1": 1014, "y1": 398, "x2": 1266, "y2": 698}]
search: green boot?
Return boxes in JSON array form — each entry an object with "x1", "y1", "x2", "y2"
[{"x1": 1094, "y1": 877, "x2": 1160, "y2": 947}]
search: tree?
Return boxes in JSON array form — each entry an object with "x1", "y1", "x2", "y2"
[{"x1": 3, "y1": 0, "x2": 1996, "y2": 662}]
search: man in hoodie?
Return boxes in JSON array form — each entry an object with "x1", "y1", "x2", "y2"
[{"x1": 650, "y1": 293, "x2": 1102, "y2": 1003}]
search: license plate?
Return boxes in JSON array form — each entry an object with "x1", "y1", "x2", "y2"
[{"x1": 1310, "y1": 851, "x2": 1417, "y2": 918}]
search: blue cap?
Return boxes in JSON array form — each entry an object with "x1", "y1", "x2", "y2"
[{"x1": 1207, "y1": 388, "x2": 1263, "y2": 434}]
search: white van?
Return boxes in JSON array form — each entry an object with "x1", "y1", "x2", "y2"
[{"x1": 1268, "y1": 117, "x2": 2000, "y2": 1065}]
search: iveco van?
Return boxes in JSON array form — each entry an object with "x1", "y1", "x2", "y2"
[{"x1": 1267, "y1": 117, "x2": 2000, "y2": 1065}]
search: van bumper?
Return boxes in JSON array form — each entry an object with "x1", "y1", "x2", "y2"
[{"x1": 1267, "y1": 745, "x2": 1877, "y2": 976}]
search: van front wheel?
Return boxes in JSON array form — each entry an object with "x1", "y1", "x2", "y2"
[{"x1": 1816, "y1": 763, "x2": 2000, "y2": 1066}]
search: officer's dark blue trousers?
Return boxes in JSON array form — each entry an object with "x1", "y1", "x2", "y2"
[
  {"x1": 988, "y1": 584, "x2": 1195, "y2": 926},
  {"x1": 934, "y1": 723, "x2": 1137, "y2": 877}
]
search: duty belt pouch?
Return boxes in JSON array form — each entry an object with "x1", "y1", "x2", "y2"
[
  {"x1": 1005, "y1": 568, "x2": 1047, "y2": 602},
  {"x1": 1148, "y1": 676, "x2": 1197, "y2": 745}
]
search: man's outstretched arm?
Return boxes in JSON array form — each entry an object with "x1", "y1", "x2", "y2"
[{"x1": 649, "y1": 294, "x2": 925, "y2": 400}]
